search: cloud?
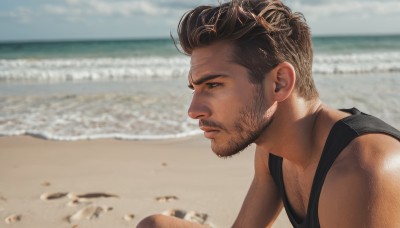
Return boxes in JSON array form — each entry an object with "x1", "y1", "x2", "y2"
[
  {"x1": 0, "y1": 7, "x2": 33, "y2": 23},
  {"x1": 65, "y1": 0, "x2": 80, "y2": 5},
  {"x1": 43, "y1": 5, "x2": 77, "y2": 15},
  {"x1": 42, "y1": 4, "x2": 86, "y2": 22},
  {"x1": 158, "y1": 1, "x2": 202, "y2": 9},
  {"x1": 86, "y1": 1, "x2": 165, "y2": 16},
  {"x1": 289, "y1": 1, "x2": 400, "y2": 17},
  {"x1": 42, "y1": 0, "x2": 188, "y2": 18}
]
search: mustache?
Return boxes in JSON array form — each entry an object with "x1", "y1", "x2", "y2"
[{"x1": 199, "y1": 120, "x2": 226, "y2": 131}]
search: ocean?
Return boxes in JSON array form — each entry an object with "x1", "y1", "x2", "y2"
[{"x1": 0, "y1": 35, "x2": 399, "y2": 140}]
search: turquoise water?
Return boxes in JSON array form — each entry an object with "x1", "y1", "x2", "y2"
[
  {"x1": 313, "y1": 35, "x2": 400, "y2": 54},
  {"x1": 0, "y1": 35, "x2": 399, "y2": 83},
  {"x1": 0, "y1": 35, "x2": 399, "y2": 140},
  {"x1": 1, "y1": 35, "x2": 399, "y2": 58},
  {"x1": 0, "y1": 38, "x2": 178, "y2": 59}
]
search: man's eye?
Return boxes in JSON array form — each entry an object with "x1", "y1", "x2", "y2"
[{"x1": 206, "y1": 83, "x2": 221, "y2": 88}]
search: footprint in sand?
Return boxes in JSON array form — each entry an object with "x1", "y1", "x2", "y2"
[
  {"x1": 40, "y1": 191, "x2": 118, "y2": 208},
  {"x1": 67, "y1": 192, "x2": 119, "y2": 200},
  {"x1": 155, "y1": 195, "x2": 178, "y2": 202},
  {"x1": 66, "y1": 192, "x2": 118, "y2": 207},
  {"x1": 0, "y1": 194, "x2": 7, "y2": 202},
  {"x1": 5, "y1": 214, "x2": 22, "y2": 224},
  {"x1": 184, "y1": 211, "x2": 209, "y2": 225},
  {"x1": 162, "y1": 209, "x2": 209, "y2": 225},
  {"x1": 123, "y1": 214, "x2": 135, "y2": 221},
  {"x1": 162, "y1": 209, "x2": 186, "y2": 218},
  {"x1": 66, "y1": 205, "x2": 113, "y2": 223},
  {"x1": 41, "y1": 181, "x2": 51, "y2": 187},
  {"x1": 66, "y1": 198, "x2": 92, "y2": 207},
  {"x1": 40, "y1": 192, "x2": 68, "y2": 201}
]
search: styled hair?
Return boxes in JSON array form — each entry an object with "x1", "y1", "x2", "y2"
[{"x1": 177, "y1": 0, "x2": 318, "y2": 100}]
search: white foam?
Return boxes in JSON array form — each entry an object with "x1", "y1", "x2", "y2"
[
  {"x1": 0, "y1": 91, "x2": 201, "y2": 141},
  {"x1": 0, "y1": 130, "x2": 203, "y2": 141},
  {"x1": 1, "y1": 53, "x2": 399, "y2": 141},
  {"x1": 1, "y1": 52, "x2": 400, "y2": 83},
  {"x1": 0, "y1": 56, "x2": 190, "y2": 82},
  {"x1": 313, "y1": 52, "x2": 400, "y2": 74}
]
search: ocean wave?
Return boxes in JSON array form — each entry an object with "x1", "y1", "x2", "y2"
[
  {"x1": 0, "y1": 92, "x2": 200, "y2": 141},
  {"x1": 1, "y1": 72, "x2": 399, "y2": 141},
  {"x1": 0, "y1": 130, "x2": 203, "y2": 141},
  {"x1": 0, "y1": 56, "x2": 190, "y2": 82},
  {"x1": 313, "y1": 52, "x2": 400, "y2": 74},
  {"x1": 1, "y1": 52, "x2": 400, "y2": 82}
]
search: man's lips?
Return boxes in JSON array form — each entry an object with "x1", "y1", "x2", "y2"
[{"x1": 199, "y1": 126, "x2": 220, "y2": 139}]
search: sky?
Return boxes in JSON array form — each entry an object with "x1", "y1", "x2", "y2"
[{"x1": 0, "y1": 0, "x2": 400, "y2": 41}]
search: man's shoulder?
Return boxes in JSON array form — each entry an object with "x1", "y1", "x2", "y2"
[
  {"x1": 325, "y1": 133, "x2": 400, "y2": 191},
  {"x1": 337, "y1": 132, "x2": 399, "y2": 170},
  {"x1": 318, "y1": 133, "x2": 400, "y2": 227}
]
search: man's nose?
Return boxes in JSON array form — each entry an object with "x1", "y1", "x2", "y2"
[{"x1": 187, "y1": 96, "x2": 210, "y2": 119}]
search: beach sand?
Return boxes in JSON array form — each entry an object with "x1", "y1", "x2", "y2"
[{"x1": 0, "y1": 136, "x2": 291, "y2": 227}]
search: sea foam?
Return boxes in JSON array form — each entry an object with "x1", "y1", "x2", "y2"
[
  {"x1": 1, "y1": 52, "x2": 400, "y2": 83},
  {"x1": 313, "y1": 52, "x2": 400, "y2": 74},
  {"x1": 0, "y1": 57, "x2": 190, "y2": 82}
]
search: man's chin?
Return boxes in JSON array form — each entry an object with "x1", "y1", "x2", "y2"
[
  {"x1": 213, "y1": 150, "x2": 236, "y2": 158},
  {"x1": 210, "y1": 141, "x2": 246, "y2": 158}
]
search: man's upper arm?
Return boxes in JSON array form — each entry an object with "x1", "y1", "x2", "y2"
[
  {"x1": 319, "y1": 148, "x2": 400, "y2": 228},
  {"x1": 233, "y1": 148, "x2": 283, "y2": 228}
]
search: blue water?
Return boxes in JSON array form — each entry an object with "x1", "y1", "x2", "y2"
[
  {"x1": 1, "y1": 35, "x2": 400, "y2": 58},
  {"x1": 0, "y1": 35, "x2": 399, "y2": 140},
  {"x1": 0, "y1": 39, "x2": 178, "y2": 59},
  {"x1": 0, "y1": 35, "x2": 399, "y2": 83},
  {"x1": 313, "y1": 35, "x2": 400, "y2": 54}
]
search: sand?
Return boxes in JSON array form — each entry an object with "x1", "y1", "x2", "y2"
[{"x1": 0, "y1": 136, "x2": 291, "y2": 227}]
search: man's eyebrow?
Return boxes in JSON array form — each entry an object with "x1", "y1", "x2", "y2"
[{"x1": 190, "y1": 74, "x2": 225, "y2": 86}]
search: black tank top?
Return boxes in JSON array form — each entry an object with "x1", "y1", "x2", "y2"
[{"x1": 268, "y1": 108, "x2": 400, "y2": 228}]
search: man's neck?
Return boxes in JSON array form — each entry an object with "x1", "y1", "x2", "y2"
[{"x1": 256, "y1": 97, "x2": 325, "y2": 170}]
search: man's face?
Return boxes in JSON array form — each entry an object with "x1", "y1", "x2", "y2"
[{"x1": 188, "y1": 42, "x2": 274, "y2": 157}]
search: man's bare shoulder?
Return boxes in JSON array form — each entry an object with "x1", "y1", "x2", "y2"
[{"x1": 319, "y1": 133, "x2": 400, "y2": 227}]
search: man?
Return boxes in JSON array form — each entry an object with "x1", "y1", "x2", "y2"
[{"x1": 138, "y1": 0, "x2": 400, "y2": 227}]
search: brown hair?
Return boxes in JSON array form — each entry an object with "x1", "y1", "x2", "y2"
[{"x1": 176, "y1": 0, "x2": 318, "y2": 100}]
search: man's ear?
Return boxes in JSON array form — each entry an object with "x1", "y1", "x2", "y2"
[{"x1": 265, "y1": 62, "x2": 296, "y2": 102}]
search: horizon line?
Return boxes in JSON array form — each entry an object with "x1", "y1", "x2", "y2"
[{"x1": 1, "y1": 33, "x2": 400, "y2": 44}]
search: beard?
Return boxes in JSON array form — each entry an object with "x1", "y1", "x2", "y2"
[{"x1": 205, "y1": 86, "x2": 273, "y2": 158}]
